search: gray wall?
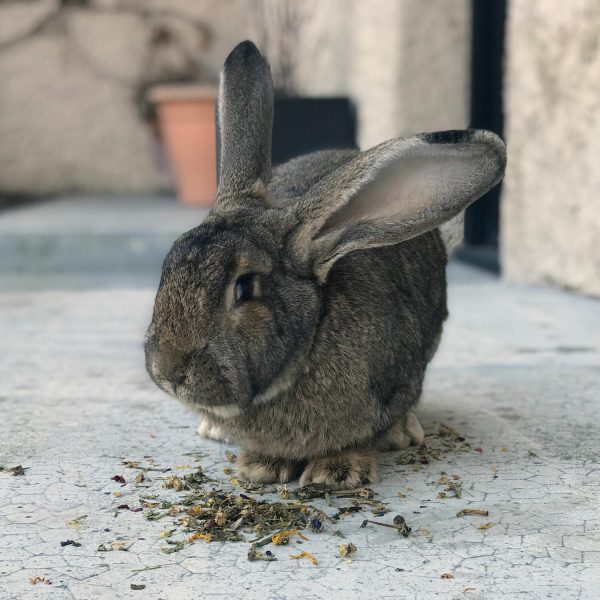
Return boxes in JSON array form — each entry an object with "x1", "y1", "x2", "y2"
[
  {"x1": 502, "y1": 0, "x2": 600, "y2": 297},
  {"x1": 0, "y1": 0, "x2": 471, "y2": 195}
]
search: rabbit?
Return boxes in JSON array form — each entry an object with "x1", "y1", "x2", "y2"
[{"x1": 145, "y1": 41, "x2": 506, "y2": 489}]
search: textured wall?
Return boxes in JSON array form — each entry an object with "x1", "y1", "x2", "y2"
[
  {"x1": 351, "y1": 0, "x2": 471, "y2": 149},
  {"x1": 502, "y1": 0, "x2": 600, "y2": 297},
  {"x1": 0, "y1": 0, "x2": 248, "y2": 195},
  {"x1": 0, "y1": 0, "x2": 470, "y2": 196}
]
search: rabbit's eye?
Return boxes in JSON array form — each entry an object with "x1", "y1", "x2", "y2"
[{"x1": 234, "y1": 274, "x2": 256, "y2": 303}]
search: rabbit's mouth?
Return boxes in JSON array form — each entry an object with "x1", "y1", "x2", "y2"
[
  {"x1": 184, "y1": 355, "x2": 306, "y2": 420},
  {"x1": 170, "y1": 379, "x2": 249, "y2": 419},
  {"x1": 169, "y1": 364, "x2": 252, "y2": 417}
]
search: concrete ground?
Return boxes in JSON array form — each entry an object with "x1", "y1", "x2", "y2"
[{"x1": 1, "y1": 197, "x2": 599, "y2": 600}]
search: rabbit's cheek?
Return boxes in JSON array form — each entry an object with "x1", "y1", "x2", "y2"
[{"x1": 231, "y1": 301, "x2": 271, "y2": 332}]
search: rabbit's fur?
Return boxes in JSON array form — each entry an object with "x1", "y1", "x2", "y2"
[{"x1": 145, "y1": 41, "x2": 506, "y2": 488}]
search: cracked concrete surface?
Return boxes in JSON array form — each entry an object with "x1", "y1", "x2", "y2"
[{"x1": 1, "y1": 197, "x2": 600, "y2": 599}]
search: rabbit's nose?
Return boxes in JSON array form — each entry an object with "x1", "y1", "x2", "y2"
[{"x1": 154, "y1": 343, "x2": 190, "y2": 386}]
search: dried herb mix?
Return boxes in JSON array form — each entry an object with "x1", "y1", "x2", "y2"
[{"x1": 102, "y1": 422, "x2": 493, "y2": 562}]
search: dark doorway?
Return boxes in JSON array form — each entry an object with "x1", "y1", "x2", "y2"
[
  {"x1": 457, "y1": 0, "x2": 507, "y2": 272},
  {"x1": 271, "y1": 98, "x2": 356, "y2": 166}
]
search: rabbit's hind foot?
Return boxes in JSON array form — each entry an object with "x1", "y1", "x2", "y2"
[
  {"x1": 375, "y1": 411, "x2": 425, "y2": 451},
  {"x1": 299, "y1": 448, "x2": 377, "y2": 489},
  {"x1": 236, "y1": 451, "x2": 303, "y2": 484}
]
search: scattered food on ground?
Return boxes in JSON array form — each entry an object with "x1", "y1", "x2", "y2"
[
  {"x1": 96, "y1": 423, "x2": 491, "y2": 563},
  {"x1": 437, "y1": 473, "x2": 463, "y2": 499},
  {"x1": 338, "y1": 542, "x2": 357, "y2": 559},
  {"x1": 395, "y1": 425, "x2": 473, "y2": 467},
  {"x1": 456, "y1": 509, "x2": 489, "y2": 517},
  {"x1": 393, "y1": 515, "x2": 412, "y2": 537},
  {"x1": 160, "y1": 541, "x2": 186, "y2": 554},
  {"x1": 272, "y1": 529, "x2": 305, "y2": 546},
  {"x1": 360, "y1": 515, "x2": 411, "y2": 537},
  {"x1": 131, "y1": 565, "x2": 162, "y2": 574},
  {"x1": 247, "y1": 545, "x2": 277, "y2": 561},
  {"x1": 188, "y1": 532, "x2": 212, "y2": 543},
  {"x1": 97, "y1": 539, "x2": 132, "y2": 552},
  {"x1": 1, "y1": 465, "x2": 27, "y2": 476},
  {"x1": 289, "y1": 550, "x2": 318, "y2": 565},
  {"x1": 66, "y1": 515, "x2": 87, "y2": 530},
  {"x1": 29, "y1": 576, "x2": 52, "y2": 585}
]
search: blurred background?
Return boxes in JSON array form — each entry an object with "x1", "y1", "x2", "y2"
[{"x1": 0, "y1": 0, "x2": 599, "y2": 296}]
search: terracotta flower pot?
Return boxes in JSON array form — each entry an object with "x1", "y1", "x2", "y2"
[{"x1": 149, "y1": 85, "x2": 218, "y2": 207}]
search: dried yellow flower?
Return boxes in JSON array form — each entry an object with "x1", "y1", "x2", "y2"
[
  {"x1": 272, "y1": 529, "x2": 298, "y2": 545},
  {"x1": 188, "y1": 532, "x2": 212, "y2": 543},
  {"x1": 338, "y1": 543, "x2": 357, "y2": 558},
  {"x1": 456, "y1": 509, "x2": 489, "y2": 517},
  {"x1": 164, "y1": 475, "x2": 185, "y2": 491},
  {"x1": 289, "y1": 551, "x2": 318, "y2": 565}
]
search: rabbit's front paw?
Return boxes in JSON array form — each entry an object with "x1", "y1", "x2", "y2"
[
  {"x1": 299, "y1": 449, "x2": 377, "y2": 489},
  {"x1": 197, "y1": 418, "x2": 233, "y2": 444},
  {"x1": 376, "y1": 410, "x2": 425, "y2": 451},
  {"x1": 236, "y1": 451, "x2": 302, "y2": 484}
]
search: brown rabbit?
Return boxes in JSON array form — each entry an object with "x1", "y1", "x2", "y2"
[{"x1": 145, "y1": 41, "x2": 506, "y2": 488}]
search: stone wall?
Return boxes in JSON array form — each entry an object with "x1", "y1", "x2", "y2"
[
  {"x1": 502, "y1": 0, "x2": 600, "y2": 297},
  {"x1": 0, "y1": 0, "x2": 471, "y2": 196},
  {"x1": 0, "y1": 0, "x2": 246, "y2": 195}
]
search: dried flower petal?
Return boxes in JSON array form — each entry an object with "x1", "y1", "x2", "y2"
[
  {"x1": 456, "y1": 509, "x2": 489, "y2": 517},
  {"x1": 272, "y1": 529, "x2": 298, "y2": 545},
  {"x1": 188, "y1": 532, "x2": 212, "y2": 543},
  {"x1": 289, "y1": 551, "x2": 318, "y2": 565},
  {"x1": 29, "y1": 576, "x2": 52, "y2": 585},
  {"x1": 338, "y1": 543, "x2": 357, "y2": 558}
]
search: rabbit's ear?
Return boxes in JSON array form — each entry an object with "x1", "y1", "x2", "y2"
[
  {"x1": 291, "y1": 130, "x2": 506, "y2": 281},
  {"x1": 216, "y1": 41, "x2": 274, "y2": 207}
]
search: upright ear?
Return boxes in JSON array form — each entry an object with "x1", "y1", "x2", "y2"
[
  {"x1": 216, "y1": 41, "x2": 274, "y2": 206},
  {"x1": 290, "y1": 129, "x2": 506, "y2": 281}
]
